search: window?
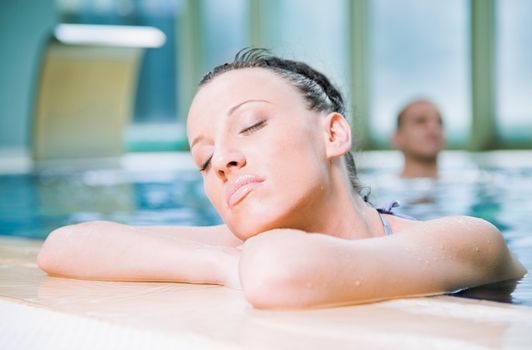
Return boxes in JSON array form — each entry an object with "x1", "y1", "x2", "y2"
[
  {"x1": 496, "y1": 0, "x2": 532, "y2": 145},
  {"x1": 201, "y1": 0, "x2": 247, "y2": 74},
  {"x1": 368, "y1": 0, "x2": 470, "y2": 147},
  {"x1": 261, "y1": 0, "x2": 350, "y2": 108}
]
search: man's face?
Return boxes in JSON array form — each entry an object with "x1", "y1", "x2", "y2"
[{"x1": 393, "y1": 101, "x2": 445, "y2": 161}]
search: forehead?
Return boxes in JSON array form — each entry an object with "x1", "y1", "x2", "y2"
[
  {"x1": 187, "y1": 68, "x2": 302, "y2": 133},
  {"x1": 402, "y1": 102, "x2": 441, "y2": 121}
]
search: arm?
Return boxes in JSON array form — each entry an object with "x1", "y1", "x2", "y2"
[
  {"x1": 37, "y1": 221, "x2": 242, "y2": 287},
  {"x1": 238, "y1": 216, "x2": 527, "y2": 309}
]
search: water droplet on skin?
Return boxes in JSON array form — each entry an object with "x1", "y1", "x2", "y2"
[
  {"x1": 355, "y1": 280, "x2": 361, "y2": 287},
  {"x1": 305, "y1": 282, "x2": 313, "y2": 289},
  {"x1": 475, "y1": 247, "x2": 480, "y2": 253}
]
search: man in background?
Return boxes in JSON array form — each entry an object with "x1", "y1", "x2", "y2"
[{"x1": 391, "y1": 99, "x2": 445, "y2": 178}]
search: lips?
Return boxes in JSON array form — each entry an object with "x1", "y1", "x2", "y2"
[{"x1": 226, "y1": 174, "x2": 264, "y2": 208}]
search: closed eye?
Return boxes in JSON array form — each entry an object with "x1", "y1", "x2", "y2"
[
  {"x1": 240, "y1": 120, "x2": 266, "y2": 135},
  {"x1": 200, "y1": 155, "x2": 212, "y2": 172}
]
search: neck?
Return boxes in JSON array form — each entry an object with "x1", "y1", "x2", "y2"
[
  {"x1": 320, "y1": 193, "x2": 379, "y2": 240},
  {"x1": 401, "y1": 155, "x2": 438, "y2": 178},
  {"x1": 291, "y1": 165, "x2": 382, "y2": 240}
]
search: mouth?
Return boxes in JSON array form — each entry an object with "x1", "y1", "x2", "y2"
[{"x1": 226, "y1": 174, "x2": 265, "y2": 208}]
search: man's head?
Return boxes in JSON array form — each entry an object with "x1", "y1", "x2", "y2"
[{"x1": 392, "y1": 99, "x2": 445, "y2": 162}]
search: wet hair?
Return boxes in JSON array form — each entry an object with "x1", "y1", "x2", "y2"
[{"x1": 199, "y1": 48, "x2": 364, "y2": 197}]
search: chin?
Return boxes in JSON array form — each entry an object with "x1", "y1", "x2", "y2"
[
  {"x1": 423, "y1": 150, "x2": 442, "y2": 159},
  {"x1": 229, "y1": 225, "x2": 265, "y2": 241},
  {"x1": 226, "y1": 213, "x2": 284, "y2": 241},
  {"x1": 223, "y1": 201, "x2": 295, "y2": 241},
  {"x1": 215, "y1": 182, "x2": 322, "y2": 240}
]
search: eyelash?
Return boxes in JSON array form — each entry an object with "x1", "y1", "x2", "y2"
[
  {"x1": 199, "y1": 120, "x2": 267, "y2": 172},
  {"x1": 200, "y1": 156, "x2": 212, "y2": 172},
  {"x1": 240, "y1": 120, "x2": 266, "y2": 135}
]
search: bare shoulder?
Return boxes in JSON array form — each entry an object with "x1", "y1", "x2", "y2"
[
  {"x1": 393, "y1": 215, "x2": 500, "y2": 237},
  {"x1": 390, "y1": 215, "x2": 526, "y2": 282},
  {"x1": 389, "y1": 216, "x2": 510, "y2": 261}
]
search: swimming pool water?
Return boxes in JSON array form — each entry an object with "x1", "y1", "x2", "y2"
[
  {"x1": 0, "y1": 154, "x2": 531, "y2": 306},
  {"x1": 0, "y1": 169, "x2": 221, "y2": 239}
]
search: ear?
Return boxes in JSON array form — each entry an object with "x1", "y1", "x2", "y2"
[
  {"x1": 391, "y1": 130, "x2": 402, "y2": 150},
  {"x1": 323, "y1": 113, "x2": 352, "y2": 159}
]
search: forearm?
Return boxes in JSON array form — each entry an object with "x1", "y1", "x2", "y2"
[
  {"x1": 143, "y1": 224, "x2": 242, "y2": 246},
  {"x1": 38, "y1": 221, "x2": 239, "y2": 285}
]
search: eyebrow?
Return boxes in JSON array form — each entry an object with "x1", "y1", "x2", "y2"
[
  {"x1": 190, "y1": 99, "x2": 271, "y2": 148},
  {"x1": 228, "y1": 99, "x2": 271, "y2": 116}
]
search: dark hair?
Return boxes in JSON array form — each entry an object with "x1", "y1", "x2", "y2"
[
  {"x1": 396, "y1": 99, "x2": 442, "y2": 129},
  {"x1": 199, "y1": 48, "x2": 364, "y2": 197}
]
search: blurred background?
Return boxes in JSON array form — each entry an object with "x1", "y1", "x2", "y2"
[
  {"x1": 1, "y1": 1, "x2": 532, "y2": 306},
  {"x1": 1, "y1": 0, "x2": 531, "y2": 164}
]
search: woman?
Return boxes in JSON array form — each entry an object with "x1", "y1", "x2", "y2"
[{"x1": 38, "y1": 49, "x2": 526, "y2": 309}]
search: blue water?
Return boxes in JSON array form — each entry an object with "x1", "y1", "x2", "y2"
[
  {"x1": 0, "y1": 162, "x2": 531, "y2": 306},
  {"x1": 0, "y1": 169, "x2": 221, "y2": 239}
]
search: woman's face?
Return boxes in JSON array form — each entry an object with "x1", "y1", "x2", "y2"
[{"x1": 187, "y1": 68, "x2": 330, "y2": 240}]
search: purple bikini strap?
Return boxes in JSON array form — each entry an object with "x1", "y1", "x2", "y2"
[{"x1": 376, "y1": 200, "x2": 401, "y2": 215}]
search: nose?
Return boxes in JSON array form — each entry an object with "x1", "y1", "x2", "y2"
[
  {"x1": 427, "y1": 118, "x2": 443, "y2": 134},
  {"x1": 211, "y1": 149, "x2": 246, "y2": 181}
]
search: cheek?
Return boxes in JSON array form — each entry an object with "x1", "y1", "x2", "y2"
[
  {"x1": 406, "y1": 128, "x2": 424, "y2": 141},
  {"x1": 265, "y1": 137, "x2": 325, "y2": 190},
  {"x1": 269, "y1": 125, "x2": 323, "y2": 160},
  {"x1": 203, "y1": 177, "x2": 223, "y2": 211}
]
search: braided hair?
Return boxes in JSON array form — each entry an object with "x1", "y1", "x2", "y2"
[{"x1": 199, "y1": 48, "x2": 364, "y2": 197}]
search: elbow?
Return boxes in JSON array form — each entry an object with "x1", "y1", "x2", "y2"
[
  {"x1": 37, "y1": 221, "x2": 108, "y2": 276},
  {"x1": 485, "y1": 223, "x2": 527, "y2": 280},
  {"x1": 466, "y1": 218, "x2": 527, "y2": 283},
  {"x1": 37, "y1": 226, "x2": 65, "y2": 274},
  {"x1": 37, "y1": 224, "x2": 73, "y2": 275}
]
